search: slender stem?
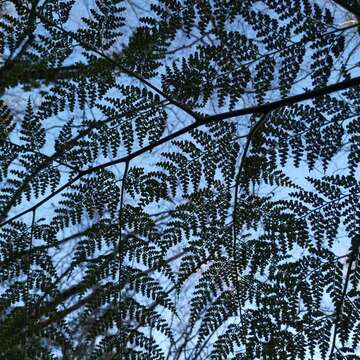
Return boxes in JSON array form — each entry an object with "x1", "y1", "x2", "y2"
[
  {"x1": 24, "y1": 209, "x2": 36, "y2": 360},
  {"x1": 232, "y1": 112, "x2": 271, "y2": 344},
  {"x1": 116, "y1": 160, "x2": 130, "y2": 356},
  {"x1": 328, "y1": 261, "x2": 352, "y2": 358}
]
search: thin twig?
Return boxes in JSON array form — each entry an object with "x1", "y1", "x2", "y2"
[
  {"x1": 328, "y1": 273, "x2": 349, "y2": 358},
  {"x1": 116, "y1": 160, "x2": 130, "y2": 357},
  {"x1": 232, "y1": 112, "x2": 271, "y2": 343},
  {"x1": 24, "y1": 209, "x2": 36, "y2": 360}
]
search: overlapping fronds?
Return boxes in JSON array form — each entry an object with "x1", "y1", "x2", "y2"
[{"x1": 0, "y1": 0, "x2": 359, "y2": 359}]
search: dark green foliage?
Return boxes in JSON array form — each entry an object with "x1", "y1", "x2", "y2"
[{"x1": 0, "y1": 0, "x2": 359, "y2": 359}]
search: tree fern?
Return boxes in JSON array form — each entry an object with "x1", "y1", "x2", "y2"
[{"x1": 0, "y1": 0, "x2": 359, "y2": 358}]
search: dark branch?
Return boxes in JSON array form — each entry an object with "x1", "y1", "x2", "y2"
[{"x1": 1, "y1": 75, "x2": 360, "y2": 227}]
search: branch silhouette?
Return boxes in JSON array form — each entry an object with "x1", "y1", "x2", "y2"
[{"x1": 1, "y1": 75, "x2": 360, "y2": 227}]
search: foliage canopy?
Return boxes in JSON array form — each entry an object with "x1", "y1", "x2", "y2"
[{"x1": 0, "y1": 0, "x2": 359, "y2": 359}]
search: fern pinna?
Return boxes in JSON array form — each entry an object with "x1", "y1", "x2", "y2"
[{"x1": 0, "y1": 0, "x2": 359, "y2": 359}]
